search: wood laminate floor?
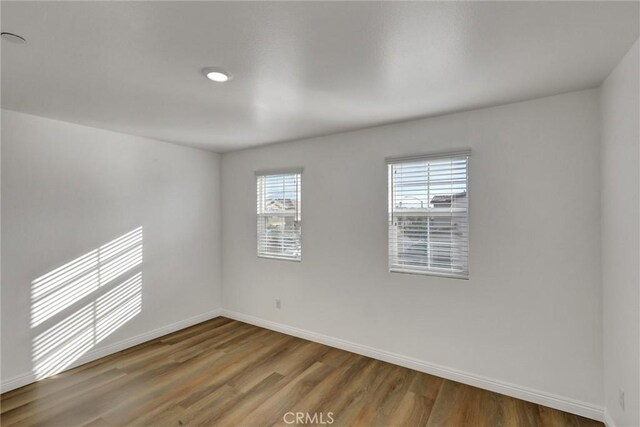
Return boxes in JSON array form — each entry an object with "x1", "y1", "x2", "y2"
[{"x1": 1, "y1": 317, "x2": 602, "y2": 427}]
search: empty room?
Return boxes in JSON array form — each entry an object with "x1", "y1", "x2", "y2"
[{"x1": 1, "y1": 1, "x2": 638, "y2": 426}]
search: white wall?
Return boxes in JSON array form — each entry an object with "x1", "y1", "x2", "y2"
[
  {"x1": 222, "y1": 89, "x2": 603, "y2": 411},
  {"x1": 601, "y1": 39, "x2": 640, "y2": 427},
  {"x1": 1, "y1": 110, "x2": 222, "y2": 388}
]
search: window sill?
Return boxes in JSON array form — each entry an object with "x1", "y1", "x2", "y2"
[
  {"x1": 389, "y1": 268, "x2": 468, "y2": 280},
  {"x1": 258, "y1": 254, "x2": 301, "y2": 263}
]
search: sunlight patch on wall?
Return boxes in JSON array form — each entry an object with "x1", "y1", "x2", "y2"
[
  {"x1": 31, "y1": 227, "x2": 143, "y2": 380},
  {"x1": 96, "y1": 273, "x2": 142, "y2": 344},
  {"x1": 33, "y1": 304, "x2": 94, "y2": 380},
  {"x1": 31, "y1": 227, "x2": 143, "y2": 327}
]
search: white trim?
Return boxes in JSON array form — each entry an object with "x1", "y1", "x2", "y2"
[
  {"x1": 255, "y1": 167, "x2": 303, "y2": 176},
  {"x1": 1, "y1": 306, "x2": 606, "y2": 423},
  {"x1": 385, "y1": 149, "x2": 471, "y2": 164},
  {"x1": 0, "y1": 308, "x2": 222, "y2": 393},
  {"x1": 220, "y1": 309, "x2": 604, "y2": 422},
  {"x1": 389, "y1": 267, "x2": 469, "y2": 280},
  {"x1": 257, "y1": 254, "x2": 301, "y2": 262},
  {"x1": 603, "y1": 408, "x2": 617, "y2": 427}
]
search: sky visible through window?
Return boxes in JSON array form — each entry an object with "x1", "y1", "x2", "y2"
[
  {"x1": 391, "y1": 159, "x2": 467, "y2": 210},
  {"x1": 264, "y1": 174, "x2": 298, "y2": 204}
]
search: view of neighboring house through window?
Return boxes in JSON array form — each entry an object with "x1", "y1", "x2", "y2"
[
  {"x1": 387, "y1": 152, "x2": 469, "y2": 278},
  {"x1": 256, "y1": 170, "x2": 302, "y2": 261}
]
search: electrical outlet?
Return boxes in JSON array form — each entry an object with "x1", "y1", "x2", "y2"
[
  {"x1": 275, "y1": 299, "x2": 281, "y2": 309},
  {"x1": 619, "y1": 389, "x2": 625, "y2": 410}
]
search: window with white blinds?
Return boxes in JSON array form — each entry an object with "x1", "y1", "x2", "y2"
[
  {"x1": 387, "y1": 152, "x2": 469, "y2": 278},
  {"x1": 256, "y1": 170, "x2": 302, "y2": 261}
]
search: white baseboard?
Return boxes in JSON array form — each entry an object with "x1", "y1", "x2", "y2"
[
  {"x1": 2, "y1": 307, "x2": 605, "y2": 423},
  {"x1": 0, "y1": 308, "x2": 222, "y2": 393},
  {"x1": 221, "y1": 309, "x2": 605, "y2": 423},
  {"x1": 603, "y1": 408, "x2": 617, "y2": 427}
]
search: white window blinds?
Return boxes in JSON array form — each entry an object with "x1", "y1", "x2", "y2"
[
  {"x1": 256, "y1": 170, "x2": 302, "y2": 261},
  {"x1": 388, "y1": 152, "x2": 469, "y2": 278}
]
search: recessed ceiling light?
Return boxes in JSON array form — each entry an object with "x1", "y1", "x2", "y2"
[
  {"x1": 202, "y1": 67, "x2": 231, "y2": 83},
  {"x1": 1, "y1": 32, "x2": 27, "y2": 44}
]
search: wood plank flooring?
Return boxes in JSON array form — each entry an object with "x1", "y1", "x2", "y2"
[{"x1": 1, "y1": 317, "x2": 603, "y2": 427}]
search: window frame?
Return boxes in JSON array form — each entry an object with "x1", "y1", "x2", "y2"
[
  {"x1": 255, "y1": 168, "x2": 303, "y2": 262},
  {"x1": 386, "y1": 150, "x2": 470, "y2": 279}
]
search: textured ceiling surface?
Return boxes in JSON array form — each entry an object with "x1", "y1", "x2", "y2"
[{"x1": 2, "y1": 1, "x2": 638, "y2": 152}]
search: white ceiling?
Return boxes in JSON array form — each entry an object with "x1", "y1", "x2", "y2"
[{"x1": 2, "y1": 1, "x2": 638, "y2": 152}]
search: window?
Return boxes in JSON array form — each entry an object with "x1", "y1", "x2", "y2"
[
  {"x1": 387, "y1": 152, "x2": 469, "y2": 278},
  {"x1": 256, "y1": 169, "x2": 302, "y2": 261}
]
